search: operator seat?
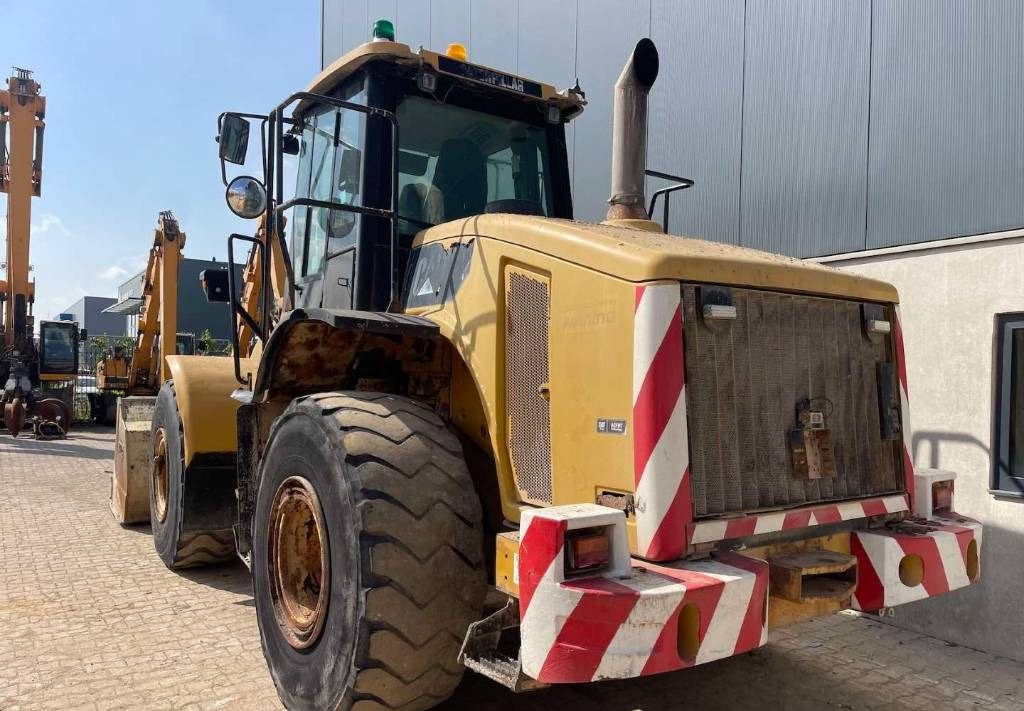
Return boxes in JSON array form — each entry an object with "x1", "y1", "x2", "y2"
[{"x1": 430, "y1": 138, "x2": 487, "y2": 222}]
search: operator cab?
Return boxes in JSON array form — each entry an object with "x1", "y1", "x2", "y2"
[{"x1": 216, "y1": 21, "x2": 585, "y2": 322}]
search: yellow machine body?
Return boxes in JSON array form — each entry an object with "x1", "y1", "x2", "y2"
[{"x1": 406, "y1": 214, "x2": 897, "y2": 529}]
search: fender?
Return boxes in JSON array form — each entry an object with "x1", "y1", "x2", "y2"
[
  {"x1": 165, "y1": 355, "x2": 245, "y2": 465},
  {"x1": 251, "y1": 308, "x2": 442, "y2": 402}
]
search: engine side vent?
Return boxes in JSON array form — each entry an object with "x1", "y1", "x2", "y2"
[{"x1": 505, "y1": 267, "x2": 552, "y2": 504}]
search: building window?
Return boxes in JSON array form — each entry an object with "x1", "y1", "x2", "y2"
[{"x1": 993, "y1": 312, "x2": 1024, "y2": 496}]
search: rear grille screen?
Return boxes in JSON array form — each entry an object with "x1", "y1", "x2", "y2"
[
  {"x1": 505, "y1": 268, "x2": 553, "y2": 504},
  {"x1": 681, "y1": 285, "x2": 903, "y2": 518}
]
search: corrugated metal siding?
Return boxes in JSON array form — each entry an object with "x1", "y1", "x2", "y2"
[
  {"x1": 322, "y1": 0, "x2": 1024, "y2": 257},
  {"x1": 648, "y1": 0, "x2": 744, "y2": 246},
  {"x1": 394, "y1": 0, "x2": 430, "y2": 54},
  {"x1": 430, "y1": 0, "x2": 471, "y2": 55},
  {"x1": 867, "y1": 0, "x2": 1024, "y2": 248},
  {"x1": 515, "y1": 0, "x2": 577, "y2": 183},
  {"x1": 321, "y1": 0, "x2": 345, "y2": 68},
  {"x1": 740, "y1": 0, "x2": 870, "y2": 257},
  {"x1": 469, "y1": 0, "x2": 516, "y2": 73},
  {"x1": 573, "y1": 0, "x2": 651, "y2": 222}
]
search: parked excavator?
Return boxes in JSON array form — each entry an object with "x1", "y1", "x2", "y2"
[
  {"x1": 110, "y1": 211, "x2": 274, "y2": 525},
  {"x1": 1, "y1": 67, "x2": 78, "y2": 438},
  {"x1": 110, "y1": 211, "x2": 189, "y2": 522}
]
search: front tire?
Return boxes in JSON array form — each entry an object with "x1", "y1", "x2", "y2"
[
  {"x1": 149, "y1": 382, "x2": 234, "y2": 568},
  {"x1": 253, "y1": 392, "x2": 486, "y2": 711}
]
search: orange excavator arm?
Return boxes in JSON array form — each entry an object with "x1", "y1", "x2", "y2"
[
  {"x1": 0, "y1": 68, "x2": 44, "y2": 354},
  {"x1": 126, "y1": 211, "x2": 185, "y2": 394},
  {"x1": 235, "y1": 215, "x2": 286, "y2": 358}
]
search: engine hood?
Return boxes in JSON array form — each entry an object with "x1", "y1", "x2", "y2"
[{"x1": 414, "y1": 214, "x2": 899, "y2": 304}]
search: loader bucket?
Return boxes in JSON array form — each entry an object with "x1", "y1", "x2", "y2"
[{"x1": 110, "y1": 396, "x2": 157, "y2": 525}]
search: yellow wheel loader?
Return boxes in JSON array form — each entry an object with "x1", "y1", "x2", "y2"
[{"x1": 169, "y1": 22, "x2": 980, "y2": 711}]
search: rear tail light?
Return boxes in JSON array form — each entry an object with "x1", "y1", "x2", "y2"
[
  {"x1": 933, "y1": 480, "x2": 954, "y2": 514},
  {"x1": 565, "y1": 527, "x2": 611, "y2": 574}
]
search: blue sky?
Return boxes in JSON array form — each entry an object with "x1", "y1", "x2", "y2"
[{"x1": 0, "y1": 0, "x2": 319, "y2": 320}]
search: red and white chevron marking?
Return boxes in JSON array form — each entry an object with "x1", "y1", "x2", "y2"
[
  {"x1": 892, "y1": 305, "x2": 916, "y2": 512},
  {"x1": 632, "y1": 282, "x2": 691, "y2": 561},
  {"x1": 688, "y1": 494, "x2": 909, "y2": 546},
  {"x1": 519, "y1": 504, "x2": 767, "y2": 683},
  {"x1": 851, "y1": 515, "x2": 981, "y2": 611}
]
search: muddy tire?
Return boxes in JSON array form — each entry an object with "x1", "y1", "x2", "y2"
[
  {"x1": 149, "y1": 382, "x2": 234, "y2": 569},
  {"x1": 253, "y1": 392, "x2": 486, "y2": 711}
]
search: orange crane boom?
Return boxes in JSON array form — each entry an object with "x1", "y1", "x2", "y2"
[{"x1": 0, "y1": 67, "x2": 44, "y2": 352}]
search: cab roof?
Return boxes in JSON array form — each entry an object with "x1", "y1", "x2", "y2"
[{"x1": 300, "y1": 40, "x2": 586, "y2": 119}]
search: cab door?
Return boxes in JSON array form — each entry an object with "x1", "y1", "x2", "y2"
[{"x1": 289, "y1": 81, "x2": 367, "y2": 311}]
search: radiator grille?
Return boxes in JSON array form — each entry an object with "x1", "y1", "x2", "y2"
[
  {"x1": 505, "y1": 268, "x2": 552, "y2": 503},
  {"x1": 682, "y1": 285, "x2": 903, "y2": 518}
]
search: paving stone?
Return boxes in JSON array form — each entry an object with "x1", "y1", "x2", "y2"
[{"x1": 3, "y1": 426, "x2": 1024, "y2": 711}]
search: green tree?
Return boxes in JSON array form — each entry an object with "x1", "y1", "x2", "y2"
[{"x1": 198, "y1": 329, "x2": 215, "y2": 355}]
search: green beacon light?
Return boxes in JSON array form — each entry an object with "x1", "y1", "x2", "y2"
[{"x1": 372, "y1": 19, "x2": 395, "y2": 42}]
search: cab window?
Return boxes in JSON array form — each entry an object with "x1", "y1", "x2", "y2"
[
  {"x1": 395, "y1": 95, "x2": 554, "y2": 229},
  {"x1": 290, "y1": 82, "x2": 366, "y2": 278}
]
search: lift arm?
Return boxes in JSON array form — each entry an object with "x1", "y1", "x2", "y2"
[
  {"x1": 235, "y1": 215, "x2": 286, "y2": 358},
  {"x1": 127, "y1": 211, "x2": 185, "y2": 394}
]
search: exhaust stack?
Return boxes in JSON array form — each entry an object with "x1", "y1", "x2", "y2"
[{"x1": 606, "y1": 38, "x2": 659, "y2": 221}]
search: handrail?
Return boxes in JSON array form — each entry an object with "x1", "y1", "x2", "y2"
[{"x1": 645, "y1": 169, "x2": 694, "y2": 233}]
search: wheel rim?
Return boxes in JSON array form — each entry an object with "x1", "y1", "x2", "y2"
[
  {"x1": 267, "y1": 476, "x2": 330, "y2": 649},
  {"x1": 152, "y1": 427, "x2": 169, "y2": 524}
]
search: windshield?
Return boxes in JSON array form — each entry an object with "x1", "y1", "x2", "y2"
[
  {"x1": 396, "y1": 95, "x2": 554, "y2": 227},
  {"x1": 41, "y1": 325, "x2": 75, "y2": 372}
]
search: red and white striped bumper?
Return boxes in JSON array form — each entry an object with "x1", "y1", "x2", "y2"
[
  {"x1": 519, "y1": 504, "x2": 768, "y2": 683},
  {"x1": 851, "y1": 513, "x2": 982, "y2": 612}
]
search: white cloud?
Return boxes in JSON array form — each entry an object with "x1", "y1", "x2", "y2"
[
  {"x1": 31, "y1": 213, "x2": 72, "y2": 238},
  {"x1": 99, "y1": 264, "x2": 131, "y2": 281}
]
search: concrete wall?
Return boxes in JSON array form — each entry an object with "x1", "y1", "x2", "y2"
[
  {"x1": 827, "y1": 234, "x2": 1024, "y2": 662},
  {"x1": 59, "y1": 296, "x2": 125, "y2": 337}
]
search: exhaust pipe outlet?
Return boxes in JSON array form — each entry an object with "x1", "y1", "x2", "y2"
[{"x1": 606, "y1": 38, "x2": 659, "y2": 221}]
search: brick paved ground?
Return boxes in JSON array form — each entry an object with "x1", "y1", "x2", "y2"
[{"x1": 1, "y1": 426, "x2": 1022, "y2": 711}]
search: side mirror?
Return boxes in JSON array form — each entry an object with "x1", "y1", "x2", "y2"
[
  {"x1": 225, "y1": 175, "x2": 267, "y2": 219},
  {"x1": 219, "y1": 114, "x2": 250, "y2": 165},
  {"x1": 79, "y1": 328, "x2": 88, "y2": 342},
  {"x1": 200, "y1": 268, "x2": 231, "y2": 303},
  {"x1": 282, "y1": 134, "x2": 300, "y2": 155}
]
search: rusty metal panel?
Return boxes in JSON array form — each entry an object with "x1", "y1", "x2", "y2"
[
  {"x1": 681, "y1": 284, "x2": 902, "y2": 517},
  {"x1": 505, "y1": 267, "x2": 553, "y2": 504}
]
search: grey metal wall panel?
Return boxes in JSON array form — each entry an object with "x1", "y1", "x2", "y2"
[
  {"x1": 573, "y1": 0, "x2": 651, "y2": 222},
  {"x1": 322, "y1": 0, "x2": 345, "y2": 68},
  {"x1": 341, "y1": 0, "x2": 369, "y2": 60},
  {"x1": 741, "y1": 0, "x2": 870, "y2": 257},
  {"x1": 430, "y1": 0, "x2": 471, "y2": 55},
  {"x1": 470, "y1": 0, "x2": 517, "y2": 72},
  {"x1": 648, "y1": 0, "x2": 744, "y2": 245},
  {"x1": 394, "y1": 0, "x2": 430, "y2": 54},
  {"x1": 517, "y1": 0, "x2": 576, "y2": 184},
  {"x1": 867, "y1": 0, "x2": 1024, "y2": 248}
]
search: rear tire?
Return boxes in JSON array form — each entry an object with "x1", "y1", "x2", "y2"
[
  {"x1": 253, "y1": 392, "x2": 486, "y2": 711},
  {"x1": 149, "y1": 381, "x2": 234, "y2": 568}
]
